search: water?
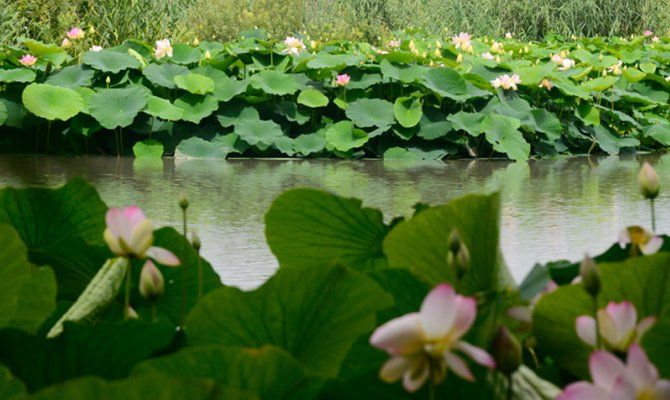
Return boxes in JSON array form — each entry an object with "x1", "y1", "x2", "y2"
[{"x1": 1, "y1": 154, "x2": 668, "y2": 289}]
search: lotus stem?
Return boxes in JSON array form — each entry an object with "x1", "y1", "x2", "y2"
[
  {"x1": 593, "y1": 296, "x2": 601, "y2": 349},
  {"x1": 151, "y1": 303, "x2": 156, "y2": 322},
  {"x1": 197, "y1": 251, "x2": 203, "y2": 300},
  {"x1": 179, "y1": 199, "x2": 189, "y2": 328},
  {"x1": 506, "y1": 374, "x2": 513, "y2": 400},
  {"x1": 651, "y1": 199, "x2": 657, "y2": 232},
  {"x1": 123, "y1": 259, "x2": 132, "y2": 320}
]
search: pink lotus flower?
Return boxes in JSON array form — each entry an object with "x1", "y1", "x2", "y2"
[
  {"x1": 283, "y1": 36, "x2": 306, "y2": 55},
  {"x1": 576, "y1": 301, "x2": 656, "y2": 352},
  {"x1": 19, "y1": 54, "x2": 37, "y2": 67},
  {"x1": 644, "y1": 30, "x2": 654, "y2": 37},
  {"x1": 90, "y1": 45, "x2": 103, "y2": 52},
  {"x1": 558, "y1": 344, "x2": 670, "y2": 400},
  {"x1": 66, "y1": 27, "x2": 85, "y2": 40},
  {"x1": 370, "y1": 284, "x2": 495, "y2": 392},
  {"x1": 154, "y1": 39, "x2": 173, "y2": 59},
  {"x1": 452, "y1": 32, "x2": 473, "y2": 52},
  {"x1": 618, "y1": 226, "x2": 663, "y2": 255},
  {"x1": 104, "y1": 206, "x2": 180, "y2": 266},
  {"x1": 335, "y1": 73, "x2": 350, "y2": 87},
  {"x1": 491, "y1": 74, "x2": 521, "y2": 90},
  {"x1": 388, "y1": 40, "x2": 401, "y2": 48}
]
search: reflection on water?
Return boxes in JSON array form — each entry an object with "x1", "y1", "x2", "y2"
[{"x1": 1, "y1": 154, "x2": 668, "y2": 289}]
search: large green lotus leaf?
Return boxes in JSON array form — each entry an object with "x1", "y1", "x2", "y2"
[
  {"x1": 593, "y1": 125, "x2": 639, "y2": 155},
  {"x1": 174, "y1": 73, "x2": 215, "y2": 95},
  {"x1": 526, "y1": 109, "x2": 562, "y2": 142},
  {"x1": 581, "y1": 76, "x2": 618, "y2": 92},
  {"x1": 345, "y1": 98, "x2": 394, "y2": 128},
  {"x1": 0, "y1": 68, "x2": 36, "y2": 83},
  {"x1": 384, "y1": 192, "x2": 508, "y2": 293},
  {"x1": 82, "y1": 49, "x2": 141, "y2": 73},
  {"x1": 393, "y1": 96, "x2": 423, "y2": 128},
  {"x1": 325, "y1": 121, "x2": 369, "y2": 152},
  {"x1": 514, "y1": 63, "x2": 556, "y2": 86},
  {"x1": 7, "y1": 266, "x2": 57, "y2": 335},
  {"x1": 274, "y1": 101, "x2": 310, "y2": 125},
  {"x1": 135, "y1": 345, "x2": 323, "y2": 400},
  {"x1": 534, "y1": 254, "x2": 670, "y2": 378},
  {"x1": 447, "y1": 111, "x2": 483, "y2": 137},
  {"x1": 175, "y1": 137, "x2": 232, "y2": 159},
  {"x1": 130, "y1": 227, "x2": 222, "y2": 325},
  {"x1": 0, "y1": 225, "x2": 31, "y2": 328},
  {"x1": 186, "y1": 264, "x2": 393, "y2": 377},
  {"x1": 142, "y1": 63, "x2": 189, "y2": 89},
  {"x1": 293, "y1": 133, "x2": 326, "y2": 156},
  {"x1": 379, "y1": 59, "x2": 423, "y2": 83},
  {"x1": 306, "y1": 53, "x2": 364, "y2": 69},
  {"x1": 644, "y1": 121, "x2": 670, "y2": 146},
  {"x1": 0, "y1": 101, "x2": 6, "y2": 126},
  {"x1": 550, "y1": 77, "x2": 591, "y2": 99},
  {"x1": 89, "y1": 87, "x2": 149, "y2": 129},
  {"x1": 132, "y1": 139, "x2": 163, "y2": 159},
  {"x1": 250, "y1": 70, "x2": 300, "y2": 96},
  {"x1": 421, "y1": 67, "x2": 469, "y2": 100},
  {"x1": 23, "y1": 39, "x2": 68, "y2": 66},
  {"x1": 194, "y1": 66, "x2": 248, "y2": 101},
  {"x1": 144, "y1": 96, "x2": 183, "y2": 121},
  {"x1": 45, "y1": 65, "x2": 94, "y2": 88},
  {"x1": 265, "y1": 188, "x2": 388, "y2": 271},
  {"x1": 0, "y1": 321, "x2": 176, "y2": 391},
  {"x1": 174, "y1": 94, "x2": 219, "y2": 123},
  {"x1": 0, "y1": 179, "x2": 110, "y2": 301},
  {"x1": 22, "y1": 83, "x2": 84, "y2": 121},
  {"x1": 418, "y1": 107, "x2": 452, "y2": 140},
  {"x1": 25, "y1": 374, "x2": 255, "y2": 400},
  {"x1": 216, "y1": 101, "x2": 259, "y2": 127},
  {"x1": 234, "y1": 118, "x2": 284, "y2": 146},
  {"x1": 0, "y1": 364, "x2": 25, "y2": 400},
  {"x1": 297, "y1": 88, "x2": 329, "y2": 108},
  {"x1": 480, "y1": 114, "x2": 530, "y2": 161},
  {"x1": 170, "y1": 44, "x2": 202, "y2": 65}
]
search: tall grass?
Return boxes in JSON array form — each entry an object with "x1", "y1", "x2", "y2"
[{"x1": 1, "y1": 0, "x2": 668, "y2": 46}]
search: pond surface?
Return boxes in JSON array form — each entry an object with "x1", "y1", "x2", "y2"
[{"x1": 1, "y1": 154, "x2": 668, "y2": 289}]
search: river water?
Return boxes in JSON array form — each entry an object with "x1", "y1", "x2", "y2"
[{"x1": 1, "y1": 154, "x2": 667, "y2": 289}]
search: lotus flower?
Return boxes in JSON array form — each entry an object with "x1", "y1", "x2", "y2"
[
  {"x1": 505, "y1": 32, "x2": 513, "y2": 39},
  {"x1": 608, "y1": 60, "x2": 624, "y2": 75},
  {"x1": 66, "y1": 27, "x2": 85, "y2": 40},
  {"x1": 491, "y1": 74, "x2": 521, "y2": 90},
  {"x1": 61, "y1": 38, "x2": 71, "y2": 48},
  {"x1": 539, "y1": 79, "x2": 554, "y2": 90},
  {"x1": 491, "y1": 42, "x2": 504, "y2": 53},
  {"x1": 644, "y1": 30, "x2": 654, "y2": 37},
  {"x1": 154, "y1": 39, "x2": 173, "y2": 59},
  {"x1": 575, "y1": 301, "x2": 656, "y2": 352},
  {"x1": 551, "y1": 54, "x2": 564, "y2": 64},
  {"x1": 507, "y1": 279, "x2": 557, "y2": 322},
  {"x1": 283, "y1": 36, "x2": 306, "y2": 55},
  {"x1": 618, "y1": 226, "x2": 662, "y2": 256},
  {"x1": 559, "y1": 58, "x2": 576, "y2": 71},
  {"x1": 335, "y1": 73, "x2": 350, "y2": 87},
  {"x1": 90, "y1": 45, "x2": 103, "y2": 52},
  {"x1": 558, "y1": 344, "x2": 670, "y2": 399},
  {"x1": 652, "y1": 36, "x2": 660, "y2": 43},
  {"x1": 452, "y1": 32, "x2": 473, "y2": 52},
  {"x1": 481, "y1": 52, "x2": 495, "y2": 60},
  {"x1": 370, "y1": 284, "x2": 495, "y2": 392},
  {"x1": 388, "y1": 40, "x2": 401, "y2": 48},
  {"x1": 104, "y1": 206, "x2": 180, "y2": 266},
  {"x1": 19, "y1": 54, "x2": 37, "y2": 67}
]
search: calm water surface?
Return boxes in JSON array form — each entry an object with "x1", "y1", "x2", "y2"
[{"x1": 1, "y1": 155, "x2": 668, "y2": 289}]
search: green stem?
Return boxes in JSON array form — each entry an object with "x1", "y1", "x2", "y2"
[
  {"x1": 593, "y1": 295, "x2": 601, "y2": 349},
  {"x1": 197, "y1": 250, "x2": 203, "y2": 300},
  {"x1": 179, "y1": 208, "x2": 188, "y2": 328},
  {"x1": 429, "y1": 379, "x2": 436, "y2": 400},
  {"x1": 651, "y1": 199, "x2": 657, "y2": 232},
  {"x1": 124, "y1": 259, "x2": 132, "y2": 320},
  {"x1": 506, "y1": 374, "x2": 513, "y2": 400},
  {"x1": 151, "y1": 302, "x2": 156, "y2": 322}
]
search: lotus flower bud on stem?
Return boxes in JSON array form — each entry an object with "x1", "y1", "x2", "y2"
[
  {"x1": 447, "y1": 229, "x2": 470, "y2": 280},
  {"x1": 139, "y1": 260, "x2": 164, "y2": 301},
  {"x1": 179, "y1": 193, "x2": 190, "y2": 210},
  {"x1": 639, "y1": 162, "x2": 660, "y2": 200},
  {"x1": 492, "y1": 326, "x2": 522, "y2": 376},
  {"x1": 191, "y1": 231, "x2": 201, "y2": 251},
  {"x1": 579, "y1": 254, "x2": 601, "y2": 298}
]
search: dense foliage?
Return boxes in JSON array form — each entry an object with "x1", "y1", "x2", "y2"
[
  {"x1": 0, "y1": 165, "x2": 668, "y2": 398},
  {"x1": 1, "y1": 0, "x2": 668, "y2": 46},
  {"x1": 1, "y1": 32, "x2": 669, "y2": 160}
]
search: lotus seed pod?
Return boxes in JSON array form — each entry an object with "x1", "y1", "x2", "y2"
[
  {"x1": 638, "y1": 162, "x2": 660, "y2": 200},
  {"x1": 492, "y1": 326, "x2": 522, "y2": 375},
  {"x1": 580, "y1": 254, "x2": 601, "y2": 297},
  {"x1": 139, "y1": 260, "x2": 164, "y2": 301}
]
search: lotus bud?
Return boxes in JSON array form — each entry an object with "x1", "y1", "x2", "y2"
[
  {"x1": 448, "y1": 228, "x2": 462, "y2": 254},
  {"x1": 456, "y1": 53, "x2": 463, "y2": 63},
  {"x1": 126, "y1": 306, "x2": 139, "y2": 319},
  {"x1": 179, "y1": 193, "x2": 189, "y2": 210},
  {"x1": 139, "y1": 260, "x2": 164, "y2": 301},
  {"x1": 639, "y1": 162, "x2": 660, "y2": 200},
  {"x1": 447, "y1": 229, "x2": 470, "y2": 279},
  {"x1": 580, "y1": 254, "x2": 601, "y2": 297},
  {"x1": 492, "y1": 326, "x2": 522, "y2": 375},
  {"x1": 105, "y1": 76, "x2": 111, "y2": 86},
  {"x1": 193, "y1": 37, "x2": 200, "y2": 46},
  {"x1": 191, "y1": 231, "x2": 201, "y2": 251},
  {"x1": 204, "y1": 50, "x2": 211, "y2": 60},
  {"x1": 88, "y1": 25, "x2": 96, "y2": 34}
]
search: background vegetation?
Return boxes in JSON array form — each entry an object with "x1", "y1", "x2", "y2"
[{"x1": 1, "y1": 0, "x2": 669, "y2": 46}]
